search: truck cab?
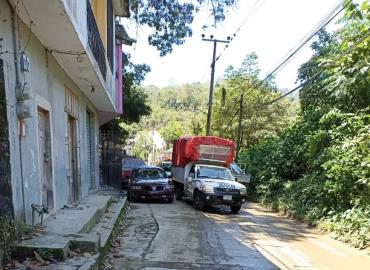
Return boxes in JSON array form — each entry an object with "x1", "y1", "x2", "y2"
[{"x1": 176, "y1": 163, "x2": 247, "y2": 213}]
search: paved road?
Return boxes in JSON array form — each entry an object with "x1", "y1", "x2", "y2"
[{"x1": 109, "y1": 200, "x2": 370, "y2": 270}]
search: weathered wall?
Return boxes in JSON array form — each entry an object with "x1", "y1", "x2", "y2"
[
  {"x1": 0, "y1": 59, "x2": 13, "y2": 218},
  {"x1": 0, "y1": 0, "x2": 25, "y2": 222},
  {"x1": 0, "y1": 0, "x2": 101, "y2": 224}
]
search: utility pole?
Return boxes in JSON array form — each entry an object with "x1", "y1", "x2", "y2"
[
  {"x1": 202, "y1": 35, "x2": 230, "y2": 136},
  {"x1": 235, "y1": 93, "x2": 244, "y2": 162}
]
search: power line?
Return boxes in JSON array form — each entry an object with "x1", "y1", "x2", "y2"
[
  {"x1": 261, "y1": 0, "x2": 350, "y2": 83},
  {"x1": 215, "y1": 0, "x2": 267, "y2": 62},
  {"x1": 262, "y1": 29, "x2": 370, "y2": 106},
  {"x1": 222, "y1": 29, "x2": 370, "y2": 131},
  {"x1": 202, "y1": 37, "x2": 230, "y2": 135}
]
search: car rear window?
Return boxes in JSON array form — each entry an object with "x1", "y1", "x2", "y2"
[
  {"x1": 122, "y1": 158, "x2": 145, "y2": 168},
  {"x1": 161, "y1": 162, "x2": 171, "y2": 171},
  {"x1": 134, "y1": 169, "x2": 167, "y2": 180}
]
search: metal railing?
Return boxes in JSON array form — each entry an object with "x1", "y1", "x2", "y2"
[
  {"x1": 99, "y1": 132, "x2": 123, "y2": 190},
  {"x1": 86, "y1": 0, "x2": 107, "y2": 79}
]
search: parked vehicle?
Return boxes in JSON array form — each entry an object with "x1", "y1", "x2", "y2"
[
  {"x1": 228, "y1": 162, "x2": 251, "y2": 186},
  {"x1": 127, "y1": 166, "x2": 175, "y2": 203},
  {"x1": 171, "y1": 136, "x2": 247, "y2": 213},
  {"x1": 121, "y1": 156, "x2": 145, "y2": 189},
  {"x1": 158, "y1": 161, "x2": 172, "y2": 177}
]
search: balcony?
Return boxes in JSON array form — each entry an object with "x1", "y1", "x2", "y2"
[
  {"x1": 87, "y1": 0, "x2": 107, "y2": 79},
  {"x1": 12, "y1": 0, "x2": 117, "y2": 113}
]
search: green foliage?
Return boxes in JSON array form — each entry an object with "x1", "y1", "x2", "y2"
[
  {"x1": 132, "y1": 0, "x2": 237, "y2": 56},
  {"x1": 320, "y1": 205, "x2": 370, "y2": 249},
  {"x1": 160, "y1": 122, "x2": 184, "y2": 148},
  {"x1": 241, "y1": 110, "x2": 370, "y2": 248},
  {"x1": 212, "y1": 53, "x2": 298, "y2": 147},
  {"x1": 0, "y1": 216, "x2": 14, "y2": 250},
  {"x1": 240, "y1": 3, "x2": 370, "y2": 248},
  {"x1": 0, "y1": 215, "x2": 15, "y2": 268},
  {"x1": 130, "y1": 83, "x2": 208, "y2": 157},
  {"x1": 100, "y1": 55, "x2": 151, "y2": 139}
]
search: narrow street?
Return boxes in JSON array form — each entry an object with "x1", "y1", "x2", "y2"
[{"x1": 109, "y1": 200, "x2": 370, "y2": 270}]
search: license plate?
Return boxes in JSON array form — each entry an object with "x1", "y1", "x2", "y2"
[{"x1": 223, "y1": 195, "x2": 232, "y2": 201}]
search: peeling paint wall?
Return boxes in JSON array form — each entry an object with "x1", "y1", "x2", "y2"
[
  {"x1": 0, "y1": 59, "x2": 13, "y2": 218},
  {"x1": 0, "y1": 0, "x2": 101, "y2": 224},
  {"x1": 0, "y1": 0, "x2": 24, "y2": 222}
]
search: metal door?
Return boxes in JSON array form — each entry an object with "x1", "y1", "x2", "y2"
[{"x1": 37, "y1": 108, "x2": 53, "y2": 209}]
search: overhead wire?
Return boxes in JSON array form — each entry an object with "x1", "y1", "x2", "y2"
[
  {"x1": 262, "y1": 29, "x2": 370, "y2": 107},
  {"x1": 260, "y1": 0, "x2": 350, "y2": 84},
  {"x1": 215, "y1": 0, "x2": 267, "y2": 62},
  {"x1": 222, "y1": 28, "x2": 370, "y2": 132},
  {"x1": 218, "y1": 0, "x2": 350, "y2": 134}
]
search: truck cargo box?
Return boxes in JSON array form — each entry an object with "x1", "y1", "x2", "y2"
[{"x1": 172, "y1": 136, "x2": 234, "y2": 167}]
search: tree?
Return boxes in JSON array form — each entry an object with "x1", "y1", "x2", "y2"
[
  {"x1": 131, "y1": 0, "x2": 238, "y2": 56},
  {"x1": 212, "y1": 53, "x2": 296, "y2": 147},
  {"x1": 100, "y1": 55, "x2": 152, "y2": 139},
  {"x1": 160, "y1": 121, "x2": 185, "y2": 148},
  {"x1": 239, "y1": 2, "x2": 370, "y2": 248},
  {"x1": 298, "y1": 2, "x2": 370, "y2": 118}
]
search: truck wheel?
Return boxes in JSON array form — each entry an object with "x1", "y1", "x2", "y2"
[
  {"x1": 175, "y1": 186, "x2": 183, "y2": 200},
  {"x1": 230, "y1": 204, "x2": 242, "y2": 214},
  {"x1": 193, "y1": 190, "x2": 204, "y2": 211}
]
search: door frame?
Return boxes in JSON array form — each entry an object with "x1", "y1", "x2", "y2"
[
  {"x1": 67, "y1": 114, "x2": 80, "y2": 203},
  {"x1": 35, "y1": 95, "x2": 56, "y2": 212}
]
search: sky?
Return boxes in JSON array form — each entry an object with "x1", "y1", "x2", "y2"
[{"x1": 121, "y1": 0, "x2": 348, "y2": 90}]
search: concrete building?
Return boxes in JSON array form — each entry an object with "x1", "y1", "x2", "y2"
[{"x1": 0, "y1": 0, "x2": 129, "y2": 226}]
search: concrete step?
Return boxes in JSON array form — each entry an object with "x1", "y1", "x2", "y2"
[
  {"x1": 14, "y1": 194, "x2": 112, "y2": 260},
  {"x1": 12, "y1": 195, "x2": 128, "y2": 270},
  {"x1": 70, "y1": 197, "x2": 127, "y2": 255},
  {"x1": 90, "y1": 196, "x2": 127, "y2": 253}
]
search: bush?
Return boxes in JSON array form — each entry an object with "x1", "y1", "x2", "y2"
[{"x1": 240, "y1": 109, "x2": 370, "y2": 248}]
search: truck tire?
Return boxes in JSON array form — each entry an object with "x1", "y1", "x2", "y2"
[
  {"x1": 193, "y1": 190, "x2": 205, "y2": 211},
  {"x1": 230, "y1": 204, "x2": 242, "y2": 214},
  {"x1": 175, "y1": 185, "x2": 183, "y2": 200}
]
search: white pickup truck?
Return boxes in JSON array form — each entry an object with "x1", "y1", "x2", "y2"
[{"x1": 171, "y1": 136, "x2": 247, "y2": 213}]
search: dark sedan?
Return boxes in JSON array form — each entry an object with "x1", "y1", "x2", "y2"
[
  {"x1": 127, "y1": 166, "x2": 175, "y2": 203},
  {"x1": 121, "y1": 157, "x2": 145, "y2": 189}
]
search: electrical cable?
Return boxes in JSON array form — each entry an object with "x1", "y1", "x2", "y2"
[
  {"x1": 222, "y1": 28, "x2": 370, "y2": 131},
  {"x1": 260, "y1": 0, "x2": 351, "y2": 84},
  {"x1": 215, "y1": 0, "x2": 267, "y2": 62},
  {"x1": 20, "y1": 0, "x2": 32, "y2": 54},
  {"x1": 262, "y1": 29, "x2": 370, "y2": 106}
]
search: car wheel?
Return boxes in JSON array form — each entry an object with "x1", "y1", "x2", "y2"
[
  {"x1": 167, "y1": 197, "x2": 174, "y2": 203},
  {"x1": 193, "y1": 190, "x2": 204, "y2": 211},
  {"x1": 127, "y1": 191, "x2": 134, "y2": 203},
  {"x1": 230, "y1": 204, "x2": 242, "y2": 214}
]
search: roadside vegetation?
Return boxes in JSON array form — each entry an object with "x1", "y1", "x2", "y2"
[
  {"x1": 108, "y1": 0, "x2": 368, "y2": 250},
  {"x1": 239, "y1": 2, "x2": 370, "y2": 249}
]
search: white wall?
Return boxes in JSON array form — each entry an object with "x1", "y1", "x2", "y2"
[{"x1": 0, "y1": 0, "x2": 101, "y2": 224}]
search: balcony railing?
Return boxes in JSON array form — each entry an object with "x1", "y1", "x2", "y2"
[{"x1": 87, "y1": 0, "x2": 107, "y2": 79}]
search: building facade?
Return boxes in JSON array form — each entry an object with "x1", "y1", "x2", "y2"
[{"x1": 0, "y1": 0, "x2": 128, "y2": 225}]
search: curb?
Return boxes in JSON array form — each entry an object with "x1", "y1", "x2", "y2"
[{"x1": 78, "y1": 196, "x2": 129, "y2": 270}]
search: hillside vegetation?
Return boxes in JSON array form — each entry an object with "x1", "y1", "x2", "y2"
[{"x1": 240, "y1": 2, "x2": 370, "y2": 248}]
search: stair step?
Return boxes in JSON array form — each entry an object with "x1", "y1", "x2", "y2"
[{"x1": 14, "y1": 234, "x2": 70, "y2": 260}]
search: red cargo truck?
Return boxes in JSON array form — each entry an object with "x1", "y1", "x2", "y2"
[{"x1": 171, "y1": 136, "x2": 247, "y2": 213}]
